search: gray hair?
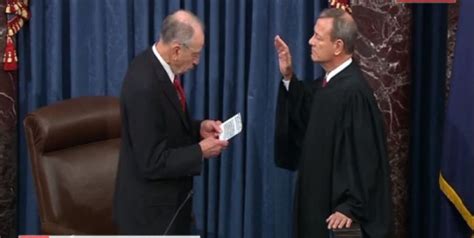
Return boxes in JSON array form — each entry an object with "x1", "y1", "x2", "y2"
[
  {"x1": 319, "y1": 8, "x2": 358, "y2": 54},
  {"x1": 159, "y1": 10, "x2": 204, "y2": 46}
]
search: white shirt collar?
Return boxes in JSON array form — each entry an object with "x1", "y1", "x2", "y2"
[
  {"x1": 152, "y1": 44, "x2": 175, "y2": 83},
  {"x1": 325, "y1": 58, "x2": 352, "y2": 82}
]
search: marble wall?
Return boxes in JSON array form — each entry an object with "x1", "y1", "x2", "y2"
[
  {"x1": 0, "y1": 0, "x2": 18, "y2": 236},
  {"x1": 351, "y1": 1, "x2": 411, "y2": 237},
  {"x1": 351, "y1": 1, "x2": 460, "y2": 237},
  {"x1": 446, "y1": 2, "x2": 460, "y2": 95}
]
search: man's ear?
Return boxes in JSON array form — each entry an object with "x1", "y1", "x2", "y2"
[
  {"x1": 170, "y1": 42, "x2": 181, "y2": 60},
  {"x1": 334, "y1": 39, "x2": 344, "y2": 56}
]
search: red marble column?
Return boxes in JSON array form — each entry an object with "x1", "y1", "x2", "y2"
[
  {"x1": 351, "y1": 2, "x2": 411, "y2": 237},
  {"x1": 0, "y1": 0, "x2": 18, "y2": 236},
  {"x1": 446, "y1": 2, "x2": 460, "y2": 94}
]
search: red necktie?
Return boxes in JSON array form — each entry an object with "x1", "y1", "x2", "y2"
[
  {"x1": 322, "y1": 75, "x2": 328, "y2": 88},
  {"x1": 173, "y1": 76, "x2": 186, "y2": 111}
]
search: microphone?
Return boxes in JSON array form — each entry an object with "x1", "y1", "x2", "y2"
[{"x1": 163, "y1": 190, "x2": 194, "y2": 235}]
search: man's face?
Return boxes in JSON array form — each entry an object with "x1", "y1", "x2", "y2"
[
  {"x1": 173, "y1": 28, "x2": 204, "y2": 75},
  {"x1": 308, "y1": 18, "x2": 336, "y2": 64}
]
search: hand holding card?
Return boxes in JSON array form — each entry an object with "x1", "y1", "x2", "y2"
[{"x1": 219, "y1": 113, "x2": 243, "y2": 140}]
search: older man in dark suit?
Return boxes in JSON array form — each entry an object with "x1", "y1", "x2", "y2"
[{"x1": 114, "y1": 10, "x2": 228, "y2": 235}]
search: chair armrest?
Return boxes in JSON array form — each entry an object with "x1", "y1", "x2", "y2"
[
  {"x1": 42, "y1": 222, "x2": 81, "y2": 235},
  {"x1": 329, "y1": 222, "x2": 362, "y2": 238}
]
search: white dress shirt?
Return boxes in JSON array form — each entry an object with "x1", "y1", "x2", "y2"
[
  {"x1": 152, "y1": 44, "x2": 175, "y2": 83},
  {"x1": 283, "y1": 58, "x2": 353, "y2": 91}
]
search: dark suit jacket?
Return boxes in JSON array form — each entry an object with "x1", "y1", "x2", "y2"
[{"x1": 114, "y1": 48, "x2": 203, "y2": 235}]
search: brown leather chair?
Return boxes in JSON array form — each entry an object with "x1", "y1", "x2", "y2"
[
  {"x1": 24, "y1": 96, "x2": 121, "y2": 234},
  {"x1": 331, "y1": 223, "x2": 362, "y2": 238}
]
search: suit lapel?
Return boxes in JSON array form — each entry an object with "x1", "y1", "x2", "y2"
[{"x1": 146, "y1": 49, "x2": 191, "y2": 131}]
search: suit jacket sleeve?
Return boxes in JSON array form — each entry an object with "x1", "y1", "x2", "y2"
[
  {"x1": 192, "y1": 119, "x2": 202, "y2": 140},
  {"x1": 122, "y1": 71, "x2": 203, "y2": 180}
]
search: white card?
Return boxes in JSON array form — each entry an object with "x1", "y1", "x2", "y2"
[{"x1": 219, "y1": 113, "x2": 243, "y2": 140}]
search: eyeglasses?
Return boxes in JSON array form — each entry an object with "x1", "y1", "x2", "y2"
[{"x1": 181, "y1": 43, "x2": 201, "y2": 58}]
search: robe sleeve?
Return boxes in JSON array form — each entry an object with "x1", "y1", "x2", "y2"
[
  {"x1": 274, "y1": 76, "x2": 316, "y2": 171},
  {"x1": 331, "y1": 90, "x2": 393, "y2": 238}
]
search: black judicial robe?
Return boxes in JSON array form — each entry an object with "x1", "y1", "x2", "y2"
[{"x1": 275, "y1": 62, "x2": 393, "y2": 238}]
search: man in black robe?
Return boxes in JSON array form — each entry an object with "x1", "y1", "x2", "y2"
[{"x1": 274, "y1": 8, "x2": 393, "y2": 238}]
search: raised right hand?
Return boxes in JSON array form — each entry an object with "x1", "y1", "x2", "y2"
[
  {"x1": 199, "y1": 137, "x2": 229, "y2": 159},
  {"x1": 274, "y1": 35, "x2": 294, "y2": 80}
]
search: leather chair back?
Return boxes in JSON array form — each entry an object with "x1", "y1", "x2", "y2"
[{"x1": 24, "y1": 96, "x2": 120, "y2": 234}]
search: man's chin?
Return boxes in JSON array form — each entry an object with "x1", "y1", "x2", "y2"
[{"x1": 311, "y1": 57, "x2": 321, "y2": 63}]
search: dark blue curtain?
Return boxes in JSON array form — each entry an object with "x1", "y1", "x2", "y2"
[
  {"x1": 17, "y1": 0, "x2": 327, "y2": 237},
  {"x1": 409, "y1": 4, "x2": 448, "y2": 238}
]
